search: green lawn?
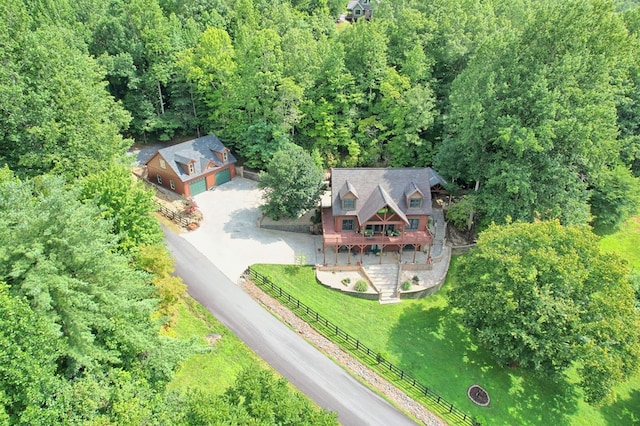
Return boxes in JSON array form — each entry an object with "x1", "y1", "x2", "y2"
[
  {"x1": 252, "y1": 218, "x2": 640, "y2": 426},
  {"x1": 599, "y1": 214, "x2": 640, "y2": 272},
  {"x1": 164, "y1": 296, "x2": 264, "y2": 395}
]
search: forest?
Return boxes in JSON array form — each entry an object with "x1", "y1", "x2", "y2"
[
  {"x1": 1, "y1": 0, "x2": 640, "y2": 423},
  {"x1": 2, "y1": 0, "x2": 640, "y2": 229}
]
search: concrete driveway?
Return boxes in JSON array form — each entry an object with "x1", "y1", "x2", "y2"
[{"x1": 182, "y1": 177, "x2": 323, "y2": 282}]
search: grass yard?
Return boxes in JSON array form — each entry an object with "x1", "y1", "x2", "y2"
[
  {"x1": 252, "y1": 211, "x2": 640, "y2": 426},
  {"x1": 599, "y1": 213, "x2": 640, "y2": 272},
  {"x1": 164, "y1": 295, "x2": 264, "y2": 395}
]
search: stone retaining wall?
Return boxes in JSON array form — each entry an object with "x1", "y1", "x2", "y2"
[{"x1": 451, "y1": 244, "x2": 475, "y2": 255}]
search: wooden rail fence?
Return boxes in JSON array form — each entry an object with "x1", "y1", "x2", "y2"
[
  {"x1": 245, "y1": 266, "x2": 481, "y2": 426},
  {"x1": 156, "y1": 203, "x2": 190, "y2": 227}
]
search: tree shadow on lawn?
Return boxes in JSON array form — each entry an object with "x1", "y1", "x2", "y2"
[
  {"x1": 600, "y1": 388, "x2": 640, "y2": 425},
  {"x1": 389, "y1": 303, "x2": 578, "y2": 425}
]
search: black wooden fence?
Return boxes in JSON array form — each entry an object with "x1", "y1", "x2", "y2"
[
  {"x1": 156, "y1": 204, "x2": 190, "y2": 227},
  {"x1": 245, "y1": 266, "x2": 480, "y2": 426}
]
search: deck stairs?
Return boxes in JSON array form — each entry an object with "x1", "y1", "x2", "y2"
[{"x1": 362, "y1": 264, "x2": 401, "y2": 304}]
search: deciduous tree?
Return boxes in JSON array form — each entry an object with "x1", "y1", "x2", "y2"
[
  {"x1": 450, "y1": 220, "x2": 640, "y2": 404},
  {"x1": 258, "y1": 145, "x2": 324, "y2": 220},
  {"x1": 436, "y1": 0, "x2": 636, "y2": 228}
]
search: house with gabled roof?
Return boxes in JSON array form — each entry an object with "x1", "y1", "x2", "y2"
[
  {"x1": 145, "y1": 134, "x2": 237, "y2": 197},
  {"x1": 322, "y1": 168, "x2": 436, "y2": 264},
  {"x1": 346, "y1": 0, "x2": 374, "y2": 21}
]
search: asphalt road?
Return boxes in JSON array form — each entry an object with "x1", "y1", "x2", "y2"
[{"x1": 164, "y1": 228, "x2": 417, "y2": 426}]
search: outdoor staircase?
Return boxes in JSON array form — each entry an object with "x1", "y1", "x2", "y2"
[{"x1": 363, "y1": 264, "x2": 401, "y2": 304}]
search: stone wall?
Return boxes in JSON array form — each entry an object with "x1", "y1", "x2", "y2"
[{"x1": 236, "y1": 165, "x2": 260, "y2": 182}]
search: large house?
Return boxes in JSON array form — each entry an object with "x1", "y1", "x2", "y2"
[
  {"x1": 346, "y1": 0, "x2": 374, "y2": 21},
  {"x1": 322, "y1": 168, "x2": 435, "y2": 264},
  {"x1": 145, "y1": 134, "x2": 236, "y2": 197}
]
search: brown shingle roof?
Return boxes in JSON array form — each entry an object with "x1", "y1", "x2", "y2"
[{"x1": 331, "y1": 168, "x2": 433, "y2": 220}]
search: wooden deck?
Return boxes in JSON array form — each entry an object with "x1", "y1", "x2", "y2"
[{"x1": 321, "y1": 207, "x2": 432, "y2": 249}]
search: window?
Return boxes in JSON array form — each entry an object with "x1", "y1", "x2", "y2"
[
  {"x1": 156, "y1": 174, "x2": 162, "y2": 184},
  {"x1": 188, "y1": 163, "x2": 195, "y2": 174},
  {"x1": 407, "y1": 218, "x2": 420, "y2": 230},
  {"x1": 342, "y1": 219, "x2": 355, "y2": 231},
  {"x1": 223, "y1": 152, "x2": 228, "y2": 162},
  {"x1": 355, "y1": 9, "x2": 361, "y2": 15},
  {"x1": 342, "y1": 198, "x2": 356, "y2": 210},
  {"x1": 409, "y1": 197, "x2": 422, "y2": 208},
  {"x1": 159, "y1": 158, "x2": 166, "y2": 169},
  {"x1": 170, "y1": 180, "x2": 175, "y2": 190}
]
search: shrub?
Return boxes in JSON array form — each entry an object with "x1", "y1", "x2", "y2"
[
  {"x1": 183, "y1": 197, "x2": 199, "y2": 215},
  {"x1": 401, "y1": 281, "x2": 412, "y2": 291},
  {"x1": 341, "y1": 277, "x2": 351, "y2": 286},
  {"x1": 355, "y1": 280, "x2": 368, "y2": 292},
  {"x1": 412, "y1": 275, "x2": 420, "y2": 283}
]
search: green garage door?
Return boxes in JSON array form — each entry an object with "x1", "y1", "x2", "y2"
[
  {"x1": 189, "y1": 178, "x2": 207, "y2": 196},
  {"x1": 215, "y1": 168, "x2": 231, "y2": 186}
]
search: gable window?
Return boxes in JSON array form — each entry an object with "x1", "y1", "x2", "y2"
[
  {"x1": 342, "y1": 219, "x2": 355, "y2": 231},
  {"x1": 409, "y1": 197, "x2": 422, "y2": 208},
  {"x1": 156, "y1": 174, "x2": 162, "y2": 184},
  {"x1": 223, "y1": 152, "x2": 228, "y2": 162},
  {"x1": 188, "y1": 163, "x2": 195, "y2": 175},
  {"x1": 342, "y1": 198, "x2": 356, "y2": 210},
  {"x1": 170, "y1": 180, "x2": 175, "y2": 190},
  {"x1": 355, "y1": 9, "x2": 361, "y2": 15},
  {"x1": 407, "y1": 218, "x2": 420, "y2": 230},
  {"x1": 159, "y1": 158, "x2": 166, "y2": 169}
]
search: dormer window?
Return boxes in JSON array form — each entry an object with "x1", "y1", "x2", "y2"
[
  {"x1": 409, "y1": 197, "x2": 422, "y2": 209},
  {"x1": 188, "y1": 163, "x2": 195, "y2": 175},
  {"x1": 342, "y1": 198, "x2": 356, "y2": 210}
]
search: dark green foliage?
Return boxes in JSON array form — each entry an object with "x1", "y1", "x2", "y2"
[
  {"x1": 590, "y1": 165, "x2": 640, "y2": 230},
  {"x1": 0, "y1": 175, "x2": 169, "y2": 378},
  {"x1": 445, "y1": 196, "x2": 476, "y2": 232},
  {"x1": 0, "y1": 3, "x2": 131, "y2": 179},
  {"x1": 451, "y1": 220, "x2": 640, "y2": 404},
  {"x1": 258, "y1": 145, "x2": 324, "y2": 220},
  {"x1": 436, "y1": 0, "x2": 635, "y2": 229},
  {"x1": 401, "y1": 281, "x2": 411, "y2": 291},
  {"x1": 0, "y1": 284, "x2": 66, "y2": 424}
]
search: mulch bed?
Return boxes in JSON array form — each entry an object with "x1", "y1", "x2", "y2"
[{"x1": 467, "y1": 385, "x2": 490, "y2": 406}]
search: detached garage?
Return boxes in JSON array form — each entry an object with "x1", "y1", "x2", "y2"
[
  {"x1": 189, "y1": 178, "x2": 207, "y2": 196},
  {"x1": 145, "y1": 134, "x2": 237, "y2": 197}
]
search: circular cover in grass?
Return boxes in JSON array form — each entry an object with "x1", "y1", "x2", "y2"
[{"x1": 467, "y1": 385, "x2": 490, "y2": 406}]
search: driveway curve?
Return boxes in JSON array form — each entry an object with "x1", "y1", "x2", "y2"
[
  {"x1": 164, "y1": 228, "x2": 417, "y2": 426},
  {"x1": 182, "y1": 177, "x2": 321, "y2": 282}
]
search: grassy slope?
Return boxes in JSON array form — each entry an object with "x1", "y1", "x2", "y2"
[
  {"x1": 164, "y1": 296, "x2": 263, "y2": 395},
  {"x1": 599, "y1": 215, "x2": 640, "y2": 272},
  {"x1": 252, "y1": 211, "x2": 640, "y2": 426}
]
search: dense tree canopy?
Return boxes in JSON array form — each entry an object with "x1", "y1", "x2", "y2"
[
  {"x1": 0, "y1": 175, "x2": 170, "y2": 377},
  {"x1": 3, "y1": 0, "x2": 640, "y2": 422},
  {"x1": 451, "y1": 220, "x2": 640, "y2": 404},
  {"x1": 436, "y1": 0, "x2": 638, "y2": 228},
  {"x1": 4, "y1": 0, "x2": 638, "y2": 230}
]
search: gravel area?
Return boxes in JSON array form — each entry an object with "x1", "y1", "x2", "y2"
[{"x1": 241, "y1": 277, "x2": 447, "y2": 426}]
